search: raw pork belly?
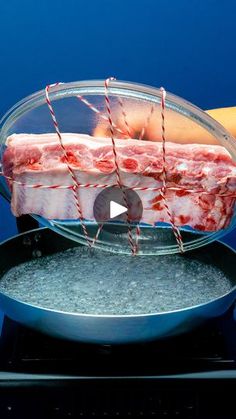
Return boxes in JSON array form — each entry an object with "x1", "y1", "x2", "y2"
[{"x1": 3, "y1": 133, "x2": 236, "y2": 231}]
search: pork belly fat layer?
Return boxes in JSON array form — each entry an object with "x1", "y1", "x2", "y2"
[{"x1": 3, "y1": 133, "x2": 236, "y2": 231}]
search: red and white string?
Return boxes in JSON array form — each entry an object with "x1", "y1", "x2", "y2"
[
  {"x1": 1, "y1": 172, "x2": 234, "y2": 197},
  {"x1": 117, "y1": 92, "x2": 141, "y2": 251},
  {"x1": 139, "y1": 104, "x2": 155, "y2": 140},
  {"x1": 104, "y1": 77, "x2": 138, "y2": 255},
  {"x1": 45, "y1": 83, "x2": 92, "y2": 247},
  {"x1": 117, "y1": 97, "x2": 133, "y2": 138},
  {"x1": 159, "y1": 87, "x2": 184, "y2": 253},
  {"x1": 77, "y1": 95, "x2": 128, "y2": 137}
]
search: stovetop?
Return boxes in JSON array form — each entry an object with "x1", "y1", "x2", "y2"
[
  {"x1": 0, "y1": 308, "x2": 235, "y2": 418},
  {"x1": 0, "y1": 309, "x2": 236, "y2": 377}
]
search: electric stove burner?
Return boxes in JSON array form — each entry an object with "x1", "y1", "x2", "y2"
[{"x1": 0, "y1": 307, "x2": 235, "y2": 418}]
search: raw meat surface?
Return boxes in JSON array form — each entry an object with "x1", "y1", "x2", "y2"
[{"x1": 3, "y1": 133, "x2": 236, "y2": 231}]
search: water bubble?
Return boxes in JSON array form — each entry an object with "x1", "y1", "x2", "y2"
[{"x1": 0, "y1": 246, "x2": 232, "y2": 315}]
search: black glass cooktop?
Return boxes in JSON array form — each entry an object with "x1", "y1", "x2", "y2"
[
  {"x1": 0, "y1": 310, "x2": 236, "y2": 376},
  {"x1": 0, "y1": 307, "x2": 235, "y2": 418}
]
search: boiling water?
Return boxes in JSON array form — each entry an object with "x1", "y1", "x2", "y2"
[{"x1": 0, "y1": 247, "x2": 232, "y2": 315}]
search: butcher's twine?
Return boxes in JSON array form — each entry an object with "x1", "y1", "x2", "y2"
[
  {"x1": 77, "y1": 95, "x2": 128, "y2": 137},
  {"x1": 45, "y1": 83, "x2": 92, "y2": 247},
  {"x1": 159, "y1": 88, "x2": 184, "y2": 253},
  {"x1": 117, "y1": 97, "x2": 133, "y2": 138},
  {"x1": 139, "y1": 105, "x2": 155, "y2": 140},
  {"x1": 104, "y1": 77, "x2": 137, "y2": 255},
  {"x1": 0, "y1": 173, "x2": 234, "y2": 197}
]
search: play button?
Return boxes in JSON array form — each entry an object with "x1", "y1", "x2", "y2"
[
  {"x1": 93, "y1": 186, "x2": 143, "y2": 233},
  {"x1": 110, "y1": 201, "x2": 127, "y2": 219}
]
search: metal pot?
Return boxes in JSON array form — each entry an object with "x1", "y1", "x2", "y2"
[{"x1": 0, "y1": 227, "x2": 235, "y2": 344}]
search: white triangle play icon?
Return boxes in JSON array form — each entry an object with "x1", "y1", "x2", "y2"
[{"x1": 110, "y1": 201, "x2": 127, "y2": 219}]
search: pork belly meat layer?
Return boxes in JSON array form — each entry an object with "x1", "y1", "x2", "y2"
[{"x1": 3, "y1": 133, "x2": 236, "y2": 231}]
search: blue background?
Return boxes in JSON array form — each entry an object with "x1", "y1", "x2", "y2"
[{"x1": 0, "y1": 0, "x2": 236, "y2": 246}]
